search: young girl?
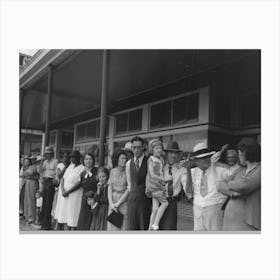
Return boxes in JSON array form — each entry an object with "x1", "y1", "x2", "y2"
[
  {"x1": 90, "y1": 167, "x2": 109, "y2": 230},
  {"x1": 146, "y1": 139, "x2": 170, "y2": 231}
]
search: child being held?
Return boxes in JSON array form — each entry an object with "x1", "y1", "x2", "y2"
[{"x1": 145, "y1": 139, "x2": 170, "y2": 230}]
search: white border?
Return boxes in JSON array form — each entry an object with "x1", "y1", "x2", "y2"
[{"x1": 1, "y1": 1, "x2": 280, "y2": 280}]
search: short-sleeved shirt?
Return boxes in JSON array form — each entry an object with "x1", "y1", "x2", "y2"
[{"x1": 42, "y1": 158, "x2": 58, "y2": 179}]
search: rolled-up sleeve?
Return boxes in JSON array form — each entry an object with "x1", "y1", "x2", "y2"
[{"x1": 228, "y1": 168, "x2": 261, "y2": 195}]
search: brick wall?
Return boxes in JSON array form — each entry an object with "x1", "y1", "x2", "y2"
[{"x1": 177, "y1": 200, "x2": 193, "y2": 220}]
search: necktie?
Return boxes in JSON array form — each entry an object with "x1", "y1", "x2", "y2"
[
  {"x1": 135, "y1": 158, "x2": 140, "y2": 170},
  {"x1": 167, "y1": 164, "x2": 174, "y2": 197},
  {"x1": 200, "y1": 171, "x2": 208, "y2": 197}
]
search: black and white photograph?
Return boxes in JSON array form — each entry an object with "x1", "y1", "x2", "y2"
[
  {"x1": 19, "y1": 49, "x2": 261, "y2": 232},
  {"x1": 1, "y1": 1, "x2": 280, "y2": 280}
]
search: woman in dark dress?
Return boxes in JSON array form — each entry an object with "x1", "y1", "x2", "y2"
[
  {"x1": 77, "y1": 153, "x2": 98, "y2": 230},
  {"x1": 90, "y1": 167, "x2": 109, "y2": 230}
]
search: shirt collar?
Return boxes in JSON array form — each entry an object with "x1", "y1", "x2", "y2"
[{"x1": 134, "y1": 154, "x2": 144, "y2": 164}]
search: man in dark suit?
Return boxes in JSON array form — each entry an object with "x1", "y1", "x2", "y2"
[{"x1": 126, "y1": 136, "x2": 151, "y2": 230}]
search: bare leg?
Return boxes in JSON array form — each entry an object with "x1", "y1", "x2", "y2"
[
  {"x1": 149, "y1": 198, "x2": 159, "y2": 230},
  {"x1": 153, "y1": 201, "x2": 169, "y2": 228}
]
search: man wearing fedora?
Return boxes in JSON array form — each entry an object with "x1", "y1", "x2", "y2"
[
  {"x1": 185, "y1": 142, "x2": 228, "y2": 231},
  {"x1": 159, "y1": 141, "x2": 190, "y2": 230},
  {"x1": 38, "y1": 146, "x2": 58, "y2": 230}
]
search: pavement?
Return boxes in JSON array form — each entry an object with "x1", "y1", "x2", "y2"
[{"x1": 20, "y1": 216, "x2": 193, "y2": 232}]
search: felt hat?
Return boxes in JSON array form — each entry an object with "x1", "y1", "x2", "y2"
[
  {"x1": 70, "y1": 150, "x2": 82, "y2": 158},
  {"x1": 192, "y1": 142, "x2": 215, "y2": 159},
  {"x1": 44, "y1": 146, "x2": 54, "y2": 154},
  {"x1": 165, "y1": 141, "x2": 182, "y2": 153}
]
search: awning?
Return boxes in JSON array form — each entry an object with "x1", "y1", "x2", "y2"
[{"x1": 20, "y1": 49, "x2": 258, "y2": 130}]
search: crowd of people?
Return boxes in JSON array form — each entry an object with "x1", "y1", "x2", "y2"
[{"x1": 19, "y1": 135, "x2": 261, "y2": 231}]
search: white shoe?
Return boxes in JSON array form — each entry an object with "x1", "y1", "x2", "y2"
[{"x1": 151, "y1": 224, "x2": 159, "y2": 231}]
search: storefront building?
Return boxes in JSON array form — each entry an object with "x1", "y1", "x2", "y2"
[{"x1": 20, "y1": 49, "x2": 261, "y2": 223}]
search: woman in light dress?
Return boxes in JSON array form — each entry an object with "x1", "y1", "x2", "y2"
[
  {"x1": 55, "y1": 151, "x2": 85, "y2": 230},
  {"x1": 107, "y1": 151, "x2": 129, "y2": 231}
]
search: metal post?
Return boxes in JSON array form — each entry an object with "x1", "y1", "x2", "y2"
[
  {"x1": 99, "y1": 50, "x2": 110, "y2": 166},
  {"x1": 19, "y1": 89, "x2": 24, "y2": 155},
  {"x1": 44, "y1": 65, "x2": 53, "y2": 147}
]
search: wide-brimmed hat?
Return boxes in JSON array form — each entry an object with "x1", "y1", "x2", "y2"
[
  {"x1": 70, "y1": 150, "x2": 82, "y2": 158},
  {"x1": 165, "y1": 141, "x2": 182, "y2": 153},
  {"x1": 44, "y1": 146, "x2": 54, "y2": 154},
  {"x1": 36, "y1": 155, "x2": 43, "y2": 162},
  {"x1": 29, "y1": 153, "x2": 37, "y2": 160},
  {"x1": 192, "y1": 142, "x2": 215, "y2": 159}
]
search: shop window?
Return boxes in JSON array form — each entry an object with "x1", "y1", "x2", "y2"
[
  {"x1": 49, "y1": 131, "x2": 56, "y2": 147},
  {"x1": 172, "y1": 93, "x2": 199, "y2": 125},
  {"x1": 150, "y1": 93, "x2": 199, "y2": 130},
  {"x1": 87, "y1": 120, "x2": 100, "y2": 139},
  {"x1": 115, "y1": 109, "x2": 142, "y2": 135},
  {"x1": 150, "y1": 101, "x2": 172, "y2": 129},
  {"x1": 76, "y1": 123, "x2": 86, "y2": 142}
]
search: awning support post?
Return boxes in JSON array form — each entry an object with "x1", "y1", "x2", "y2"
[
  {"x1": 19, "y1": 89, "x2": 24, "y2": 154},
  {"x1": 99, "y1": 50, "x2": 110, "y2": 167},
  {"x1": 44, "y1": 65, "x2": 53, "y2": 147}
]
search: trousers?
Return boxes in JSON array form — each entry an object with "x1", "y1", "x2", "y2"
[
  {"x1": 193, "y1": 203, "x2": 224, "y2": 231},
  {"x1": 41, "y1": 178, "x2": 55, "y2": 230},
  {"x1": 159, "y1": 199, "x2": 177, "y2": 230}
]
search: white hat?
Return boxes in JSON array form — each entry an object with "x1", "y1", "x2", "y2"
[
  {"x1": 123, "y1": 142, "x2": 132, "y2": 151},
  {"x1": 192, "y1": 142, "x2": 215, "y2": 159}
]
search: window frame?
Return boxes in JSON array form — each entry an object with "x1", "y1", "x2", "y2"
[
  {"x1": 113, "y1": 105, "x2": 144, "y2": 136},
  {"x1": 148, "y1": 91, "x2": 200, "y2": 132},
  {"x1": 74, "y1": 117, "x2": 101, "y2": 144}
]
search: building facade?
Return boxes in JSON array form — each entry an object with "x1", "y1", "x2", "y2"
[{"x1": 19, "y1": 49, "x2": 261, "y2": 224}]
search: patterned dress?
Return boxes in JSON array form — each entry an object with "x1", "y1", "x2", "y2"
[
  {"x1": 107, "y1": 168, "x2": 128, "y2": 231},
  {"x1": 90, "y1": 183, "x2": 109, "y2": 230}
]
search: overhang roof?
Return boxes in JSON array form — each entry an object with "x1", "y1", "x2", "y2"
[{"x1": 20, "y1": 49, "x2": 259, "y2": 130}]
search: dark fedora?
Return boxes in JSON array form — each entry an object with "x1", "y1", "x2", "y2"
[
  {"x1": 44, "y1": 146, "x2": 54, "y2": 154},
  {"x1": 165, "y1": 141, "x2": 182, "y2": 153},
  {"x1": 70, "y1": 150, "x2": 82, "y2": 158}
]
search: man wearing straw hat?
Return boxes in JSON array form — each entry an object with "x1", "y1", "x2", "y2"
[
  {"x1": 186, "y1": 142, "x2": 228, "y2": 231},
  {"x1": 38, "y1": 146, "x2": 58, "y2": 230}
]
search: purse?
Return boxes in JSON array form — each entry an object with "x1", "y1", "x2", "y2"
[{"x1": 107, "y1": 210, "x2": 124, "y2": 229}]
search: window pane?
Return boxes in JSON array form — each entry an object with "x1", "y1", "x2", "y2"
[
  {"x1": 128, "y1": 109, "x2": 142, "y2": 131},
  {"x1": 173, "y1": 93, "x2": 199, "y2": 125},
  {"x1": 87, "y1": 120, "x2": 98, "y2": 139},
  {"x1": 76, "y1": 123, "x2": 86, "y2": 142},
  {"x1": 116, "y1": 113, "x2": 128, "y2": 134},
  {"x1": 150, "y1": 101, "x2": 171, "y2": 129}
]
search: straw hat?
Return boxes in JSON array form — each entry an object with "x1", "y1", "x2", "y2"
[{"x1": 192, "y1": 142, "x2": 215, "y2": 159}]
